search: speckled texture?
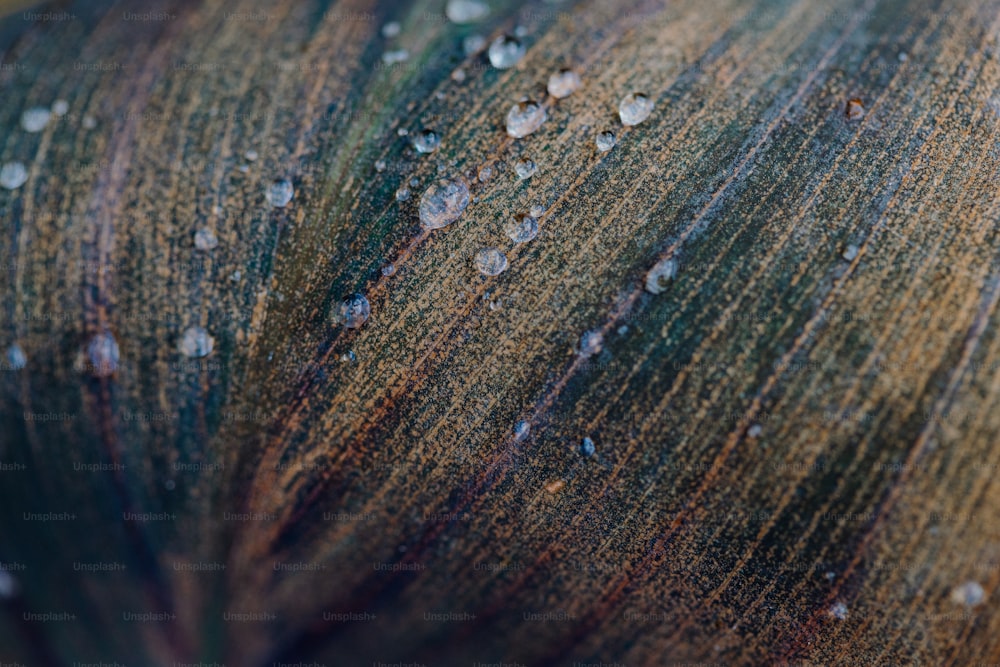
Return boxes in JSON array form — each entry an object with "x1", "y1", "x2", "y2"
[{"x1": 1, "y1": 0, "x2": 1000, "y2": 665}]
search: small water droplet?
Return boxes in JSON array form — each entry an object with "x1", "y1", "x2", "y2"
[
  {"x1": 193, "y1": 228, "x2": 218, "y2": 250},
  {"x1": 748, "y1": 423, "x2": 763, "y2": 438},
  {"x1": 842, "y1": 244, "x2": 859, "y2": 261},
  {"x1": 395, "y1": 186, "x2": 411, "y2": 202},
  {"x1": 617, "y1": 325, "x2": 628, "y2": 336},
  {"x1": 413, "y1": 129, "x2": 441, "y2": 154},
  {"x1": 577, "y1": 330, "x2": 603, "y2": 358},
  {"x1": 451, "y1": 68, "x2": 467, "y2": 83},
  {"x1": 505, "y1": 213, "x2": 538, "y2": 243},
  {"x1": 0, "y1": 162, "x2": 28, "y2": 190},
  {"x1": 845, "y1": 98, "x2": 866, "y2": 120},
  {"x1": 447, "y1": 0, "x2": 490, "y2": 23},
  {"x1": 180, "y1": 326, "x2": 214, "y2": 358},
  {"x1": 514, "y1": 420, "x2": 530, "y2": 441},
  {"x1": 51, "y1": 99, "x2": 69, "y2": 116},
  {"x1": 374, "y1": 159, "x2": 387, "y2": 173},
  {"x1": 463, "y1": 34, "x2": 486, "y2": 56},
  {"x1": 338, "y1": 293, "x2": 371, "y2": 329},
  {"x1": 514, "y1": 158, "x2": 537, "y2": 180},
  {"x1": 341, "y1": 349, "x2": 357, "y2": 363},
  {"x1": 488, "y1": 35, "x2": 525, "y2": 69},
  {"x1": 506, "y1": 99, "x2": 546, "y2": 138},
  {"x1": 477, "y1": 165, "x2": 493, "y2": 182},
  {"x1": 381, "y1": 21, "x2": 401, "y2": 38},
  {"x1": 6, "y1": 343, "x2": 27, "y2": 370},
  {"x1": 381, "y1": 263, "x2": 396, "y2": 276},
  {"x1": 645, "y1": 257, "x2": 677, "y2": 294},
  {"x1": 82, "y1": 115, "x2": 97, "y2": 129},
  {"x1": 164, "y1": 479, "x2": 176, "y2": 490},
  {"x1": 87, "y1": 331, "x2": 120, "y2": 378},
  {"x1": 547, "y1": 68, "x2": 581, "y2": 98},
  {"x1": 474, "y1": 247, "x2": 508, "y2": 276},
  {"x1": 265, "y1": 178, "x2": 294, "y2": 207},
  {"x1": 596, "y1": 130, "x2": 616, "y2": 152},
  {"x1": 898, "y1": 52, "x2": 909, "y2": 63},
  {"x1": 382, "y1": 49, "x2": 410, "y2": 65},
  {"x1": 409, "y1": 176, "x2": 420, "y2": 187},
  {"x1": 828, "y1": 601, "x2": 848, "y2": 620},
  {"x1": 418, "y1": 178, "x2": 470, "y2": 229},
  {"x1": 230, "y1": 270, "x2": 242, "y2": 282},
  {"x1": 619, "y1": 92, "x2": 654, "y2": 126},
  {"x1": 580, "y1": 437, "x2": 596, "y2": 457},
  {"x1": 245, "y1": 149, "x2": 258, "y2": 161},
  {"x1": 529, "y1": 204, "x2": 545, "y2": 218},
  {"x1": 20, "y1": 107, "x2": 51, "y2": 133},
  {"x1": 950, "y1": 580, "x2": 985, "y2": 607},
  {"x1": 0, "y1": 570, "x2": 18, "y2": 599}
]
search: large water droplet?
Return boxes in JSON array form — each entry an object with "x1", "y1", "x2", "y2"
[
  {"x1": 87, "y1": 331, "x2": 120, "y2": 378},
  {"x1": 505, "y1": 213, "x2": 538, "y2": 243},
  {"x1": 580, "y1": 437, "x2": 596, "y2": 457},
  {"x1": 547, "y1": 68, "x2": 581, "y2": 99},
  {"x1": 413, "y1": 129, "x2": 441, "y2": 154},
  {"x1": 645, "y1": 257, "x2": 677, "y2": 294},
  {"x1": 20, "y1": 107, "x2": 51, "y2": 133},
  {"x1": 506, "y1": 100, "x2": 546, "y2": 138},
  {"x1": 5, "y1": 343, "x2": 27, "y2": 371},
  {"x1": 596, "y1": 131, "x2": 616, "y2": 152},
  {"x1": 474, "y1": 247, "x2": 508, "y2": 276},
  {"x1": 265, "y1": 178, "x2": 294, "y2": 207},
  {"x1": 338, "y1": 293, "x2": 371, "y2": 329},
  {"x1": 193, "y1": 228, "x2": 218, "y2": 250},
  {"x1": 577, "y1": 330, "x2": 603, "y2": 358},
  {"x1": 514, "y1": 158, "x2": 537, "y2": 180},
  {"x1": 488, "y1": 35, "x2": 525, "y2": 69},
  {"x1": 619, "y1": 92, "x2": 654, "y2": 126},
  {"x1": 447, "y1": 0, "x2": 489, "y2": 24},
  {"x1": 418, "y1": 178, "x2": 470, "y2": 229},
  {"x1": 180, "y1": 326, "x2": 214, "y2": 358},
  {"x1": 0, "y1": 162, "x2": 28, "y2": 190}
]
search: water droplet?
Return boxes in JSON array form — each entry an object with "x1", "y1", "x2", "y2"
[
  {"x1": 413, "y1": 129, "x2": 441, "y2": 154},
  {"x1": 82, "y1": 115, "x2": 97, "y2": 130},
  {"x1": 463, "y1": 34, "x2": 486, "y2": 55},
  {"x1": 596, "y1": 130, "x2": 616, "y2": 152},
  {"x1": 382, "y1": 49, "x2": 409, "y2": 65},
  {"x1": 845, "y1": 98, "x2": 865, "y2": 120},
  {"x1": 898, "y1": 52, "x2": 909, "y2": 63},
  {"x1": 577, "y1": 330, "x2": 603, "y2": 358},
  {"x1": 193, "y1": 228, "x2": 218, "y2": 250},
  {"x1": 0, "y1": 570, "x2": 18, "y2": 599},
  {"x1": 180, "y1": 326, "x2": 214, "y2": 358},
  {"x1": 514, "y1": 158, "x2": 537, "y2": 180},
  {"x1": 338, "y1": 293, "x2": 371, "y2": 329},
  {"x1": 0, "y1": 162, "x2": 28, "y2": 190},
  {"x1": 547, "y1": 68, "x2": 581, "y2": 98},
  {"x1": 842, "y1": 244, "x2": 859, "y2": 261},
  {"x1": 488, "y1": 35, "x2": 525, "y2": 69},
  {"x1": 341, "y1": 349, "x2": 357, "y2": 363},
  {"x1": 51, "y1": 99, "x2": 69, "y2": 116},
  {"x1": 87, "y1": 331, "x2": 120, "y2": 378},
  {"x1": 374, "y1": 159, "x2": 387, "y2": 173},
  {"x1": 474, "y1": 247, "x2": 508, "y2": 276},
  {"x1": 409, "y1": 176, "x2": 420, "y2": 187},
  {"x1": 529, "y1": 204, "x2": 545, "y2": 218},
  {"x1": 828, "y1": 601, "x2": 848, "y2": 620},
  {"x1": 514, "y1": 420, "x2": 530, "y2": 441},
  {"x1": 950, "y1": 580, "x2": 985, "y2": 607},
  {"x1": 580, "y1": 437, "x2": 596, "y2": 457},
  {"x1": 418, "y1": 178, "x2": 470, "y2": 229},
  {"x1": 6, "y1": 343, "x2": 27, "y2": 370},
  {"x1": 748, "y1": 423, "x2": 763, "y2": 438},
  {"x1": 265, "y1": 178, "x2": 294, "y2": 207},
  {"x1": 447, "y1": 0, "x2": 489, "y2": 24},
  {"x1": 230, "y1": 270, "x2": 242, "y2": 282},
  {"x1": 20, "y1": 107, "x2": 51, "y2": 133},
  {"x1": 645, "y1": 257, "x2": 677, "y2": 294},
  {"x1": 477, "y1": 165, "x2": 493, "y2": 182},
  {"x1": 506, "y1": 99, "x2": 546, "y2": 138},
  {"x1": 505, "y1": 213, "x2": 538, "y2": 242},
  {"x1": 381, "y1": 263, "x2": 396, "y2": 276},
  {"x1": 381, "y1": 21, "x2": 401, "y2": 38},
  {"x1": 451, "y1": 68, "x2": 467, "y2": 83},
  {"x1": 619, "y1": 93, "x2": 654, "y2": 126},
  {"x1": 165, "y1": 479, "x2": 176, "y2": 490},
  {"x1": 395, "y1": 186, "x2": 411, "y2": 202},
  {"x1": 245, "y1": 149, "x2": 258, "y2": 161}
]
